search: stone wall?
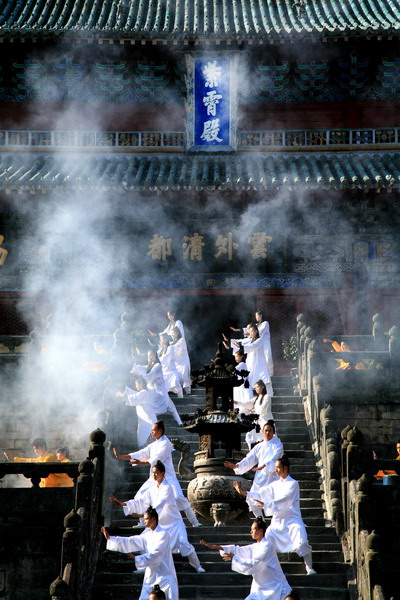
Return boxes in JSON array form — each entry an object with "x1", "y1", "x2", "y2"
[{"x1": 295, "y1": 313, "x2": 400, "y2": 600}]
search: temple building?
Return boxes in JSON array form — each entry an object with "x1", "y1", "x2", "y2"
[
  {"x1": 0, "y1": 0, "x2": 399, "y2": 370},
  {"x1": 1, "y1": 3, "x2": 400, "y2": 600}
]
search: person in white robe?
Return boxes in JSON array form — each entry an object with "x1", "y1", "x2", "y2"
[
  {"x1": 234, "y1": 455, "x2": 316, "y2": 575},
  {"x1": 254, "y1": 310, "x2": 274, "y2": 376},
  {"x1": 170, "y1": 327, "x2": 191, "y2": 394},
  {"x1": 131, "y1": 350, "x2": 182, "y2": 425},
  {"x1": 158, "y1": 334, "x2": 183, "y2": 397},
  {"x1": 101, "y1": 506, "x2": 179, "y2": 600},
  {"x1": 113, "y1": 420, "x2": 200, "y2": 527},
  {"x1": 231, "y1": 325, "x2": 273, "y2": 397},
  {"x1": 110, "y1": 460, "x2": 205, "y2": 572},
  {"x1": 148, "y1": 310, "x2": 185, "y2": 340},
  {"x1": 149, "y1": 585, "x2": 166, "y2": 600},
  {"x1": 245, "y1": 380, "x2": 274, "y2": 449},
  {"x1": 161, "y1": 311, "x2": 185, "y2": 339},
  {"x1": 224, "y1": 421, "x2": 283, "y2": 517},
  {"x1": 200, "y1": 517, "x2": 291, "y2": 600},
  {"x1": 117, "y1": 376, "x2": 158, "y2": 447},
  {"x1": 231, "y1": 348, "x2": 253, "y2": 414},
  {"x1": 230, "y1": 310, "x2": 274, "y2": 376}
]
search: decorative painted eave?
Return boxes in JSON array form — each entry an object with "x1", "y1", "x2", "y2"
[
  {"x1": 0, "y1": 0, "x2": 400, "y2": 43},
  {"x1": 0, "y1": 151, "x2": 399, "y2": 192}
]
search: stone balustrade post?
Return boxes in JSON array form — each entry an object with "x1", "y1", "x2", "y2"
[
  {"x1": 365, "y1": 531, "x2": 384, "y2": 597},
  {"x1": 322, "y1": 405, "x2": 344, "y2": 533},
  {"x1": 389, "y1": 326, "x2": 400, "y2": 386},
  {"x1": 75, "y1": 459, "x2": 95, "y2": 516},
  {"x1": 372, "y1": 314, "x2": 385, "y2": 350},
  {"x1": 296, "y1": 314, "x2": 305, "y2": 381},
  {"x1": 355, "y1": 474, "x2": 374, "y2": 533},
  {"x1": 340, "y1": 424, "x2": 353, "y2": 531},
  {"x1": 311, "y1": 373, "x2": 327, "y2": 447},
  {"x1": 60, "y1": 509, "x2": 81, "y2": 578},
  {"x1": 346, "y1": 426, "x2": 365, "y2": 482},
  {"x1": 49, "y1": 576, "x2": 71, "y2": 600}
]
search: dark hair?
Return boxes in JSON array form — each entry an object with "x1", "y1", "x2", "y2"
[
  {"x1": 135, "y1": 375, "x2": 147, "y2": 389},
  {"x1": 153, "y1": 460, "x2": 166, "y2": 474},
  {"x1": 150, "y1": 585, "x2": 166, "y2": 600},
  {"x1": 254, "y1": 517, "x2": 267, "y2": 535},
  {"x1": 155, "y1": 420, "x2": 165, "y2": 434},
  {"x1": 147, "y1": 349, "x2": 160, "y2": 365},
  {"x1": 248, "y1": 323, "x2": 260, "y2": 339},
  {"x1": 277, "y1": 454, "x2": 290, "y2": 471},
  {"x1": 285, "y1": 591, "x2": 301, "y2": 600},
  {"x1": 254, "y1": 380, "x2": 267, "y2": 396},
  {"x1": 159, "y1": 333, "x2": 170, "y2": 346},
  {"x1": 171, "y1": 326, "x2": 182, "y2": 340},
  {"x1": 263, "y1": 419, "x2": 276, "y2": 433},
  {"x1": 56, "y1": 446, "x2": 70, "y2": 458},
  {"x1": 255, "y1": 309, "x2": 263, "y2": 317},
  {"x1": 145, "y1": 506, "x2": 158, "y2": 525},
  {"x1": 31, "y1": 437, "x2": 47, "y2": 448}
]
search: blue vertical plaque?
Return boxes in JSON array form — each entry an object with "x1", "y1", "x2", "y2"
[{"x1": 186, "y1": 54, "x2": 238, "y2": 152}]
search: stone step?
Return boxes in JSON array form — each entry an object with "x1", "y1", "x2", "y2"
[
  {"x1": 280, "y1": 441, "x2": 313, "y2": 451},
  {"x1": 103, "y1": 555, "x2": 347, "y2": 575},
  {"x1": 96, "y1": 569, "x2": 347, "y2": 587},
  {"x1": 271, "y1": 404, "x2": 304, "y2": 413},
  {"x1": 93, "y1": 582, "x2": 349, "y2": 600},
  {"x1": 116, "y1": 479, "x2": 323, "y2": 497},
  {"x1": 94, "y1": 380, "x2": 349, "y2": 600},
  {"x1": 276, "y1": 435, "x2": 311, "y2": 444},
  {"x1": 105, "y1": 526, "x2": 342, "y2": 549}
]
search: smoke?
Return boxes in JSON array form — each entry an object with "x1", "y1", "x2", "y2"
[{"x1": 0, "y1": 38, "x2": 391, "y2": 469}]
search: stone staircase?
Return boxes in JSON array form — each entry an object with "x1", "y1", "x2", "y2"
[{"x1": 92, "y1": 376, "x2": 350, "y2": 600}]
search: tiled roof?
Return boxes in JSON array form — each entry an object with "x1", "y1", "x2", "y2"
[
  {"x1": 0, "y1": 0, "x2": 399, "y2": 41},
  {"x1": 1, "y1": 151, "x2": 399, "y2": 191}
]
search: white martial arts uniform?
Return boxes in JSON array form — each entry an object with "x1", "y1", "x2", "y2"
[
  {"x1": 221, "y1": 537, "x2": 291, "y2": 600},
  {"x1": 233, "y1": 360, "x2": 254, "y2": 413},
  {"x1": 124, "y1": 387, "x2": 158, "y2": 447},
  {"x1": 245, "y1": 393, "x2": 274, "y2": 449},
  {"x1": 247, "y1": 475, "x2": 312, "y2": 559},
  {"x1": 171, "y1": 337, "x2": 191, "y2": 393},
  {"x1": 256, "y1": 320, "x2": 274, "y2": 377},
  {"x1": 241, "y1": 337, "x2": 273, "y2": 394},
  {"x1": 158, "y1": 345, "x2": 183, "y2": 397},
  {"x1": 129, "y1": 435, "x2": 200, "y2": 526},
  {"x1": 132, "y1": 362, "x2": 182, "y2": 425},
  {"x1": 234, "y1": 436, "x2": 283, "y2": 517},
  {"x1": 106, "y1": 525, "x2": 178, "y2": 600},
  {"x1": 160, "y1": 319, "x2": 185, "y2": 339},
  {"x1": 122, "y1": 479, "x2": 203, "y2": 570}
]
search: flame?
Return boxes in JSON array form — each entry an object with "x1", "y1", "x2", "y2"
[
  {"x1": 335, "y1": 358, "x2": 350, "y2": 370},
  {"x1": 354, "y1": 362, "x2": 366, "y2": 370}
]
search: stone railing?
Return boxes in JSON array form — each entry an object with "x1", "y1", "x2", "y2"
[
  {"x1": 0, "y1": 334, "x2": 113, "y2": 355},
  {"x1": 49, "y1": 428, "x2": 106, "y2": 600},
  {"x1": 294, "y1": 312, "x2": 400, "y2": 600},
  {"x1": 296, "y1": 313, "x2": 400, "y2": 449},
  {"x1": 0, "y1": 461, "x2": 79, "y2": 487},
  {"x1": 342, "y1": 428, "x2": 400, "y2": 600}
]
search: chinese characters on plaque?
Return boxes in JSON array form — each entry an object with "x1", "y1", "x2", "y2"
[
  {"x1": 147, "y1": 232, "x2": 272, "y2": 261},
  {"x1": 186, "y1": 54, "x2": 237, "y2": 151}
]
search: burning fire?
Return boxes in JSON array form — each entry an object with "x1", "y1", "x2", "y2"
[{"x1": 323, "y1": 339, "x2": 366, "y2": 371}]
